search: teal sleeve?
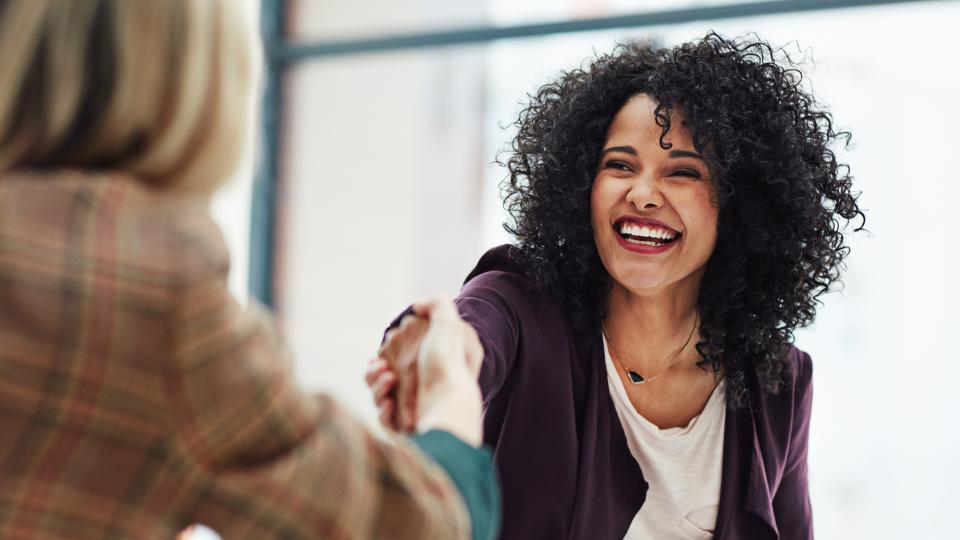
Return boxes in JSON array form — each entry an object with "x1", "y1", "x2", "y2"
[{"x1": 411, "y1": 430, "x2": 501, "y2": 540}]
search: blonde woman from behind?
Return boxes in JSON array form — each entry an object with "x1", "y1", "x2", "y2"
[{"x1": 0, "y1": 1, "x2": 498, "y2": 539}]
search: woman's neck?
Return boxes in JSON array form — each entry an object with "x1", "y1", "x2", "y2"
[{"x1": 604, "y1": 280, "x2": 702, "y2": 373}]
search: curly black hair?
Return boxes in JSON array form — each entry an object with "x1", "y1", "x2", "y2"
[{"x1": 501, "y1": 32, "x2": 864, "y2": 409}]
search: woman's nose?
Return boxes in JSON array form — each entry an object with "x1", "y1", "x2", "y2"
[{"x1": 625, "y1": 174, "x2": 664, "y2": 210}]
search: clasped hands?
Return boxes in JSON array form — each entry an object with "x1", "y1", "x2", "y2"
[{"x1": 366, "y1": 298, "x2": 485, "y2": 447}]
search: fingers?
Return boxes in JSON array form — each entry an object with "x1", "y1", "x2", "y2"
[
  {"x1": 377, "y1": 314, "x2": 421, "y2": 359},
  {"x1": 379, "y1": 329, "x2": 395, "y2": 357},
  {"x1": 365, "y1": 357, "x2": 389, "y2": 386},
  {"x1": 368, "y1": 360, "x2": 400, "y2": 431},
  {"x1": 371, "y1": 370, "x2": 397, "y2": 404},
  {"x1": 377, "y1": 314, "x2": 428, "y2": 433},
  {"x1": 379, "y1": 299, "x2": 480, "y2": 433},
  {"x1": 378, "y1": 398, "x2": 397, "y2": 431},
  {"x1": 397, "y1": 358, "x2": 419, "y2": 432}
]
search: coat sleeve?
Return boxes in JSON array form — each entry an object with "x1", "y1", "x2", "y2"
[
  {"x1": 164, "y1": 219, "x2": 473, "y2": 540},
  {"x1": 454, "y1": 271, "x2": 524, "y2": 404},
  {"x1": 771, "y1": 350, "x2": 814, "y2": 540}
]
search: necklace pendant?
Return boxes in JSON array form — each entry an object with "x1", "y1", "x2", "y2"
[{"x1": 626, "y1": 370, "x2": 646, "y2": 384}]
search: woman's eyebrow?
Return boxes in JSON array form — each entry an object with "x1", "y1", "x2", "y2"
[
  {"x1": 601, "y1": 145, "x2": 637, "y2": 156},
  {"x1": 669, "y1": 149, "x2": 707, "y2": 162}
]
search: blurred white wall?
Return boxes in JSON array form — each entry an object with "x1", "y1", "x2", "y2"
[{"x1": 279, "y1": 0, "x2": 490, "y2": 424}]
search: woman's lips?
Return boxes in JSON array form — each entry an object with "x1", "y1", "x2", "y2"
[{"x1": 613, "y1": 227, "x2": 680, "y2": 254}]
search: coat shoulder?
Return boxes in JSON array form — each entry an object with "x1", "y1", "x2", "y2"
[
  {"x1": 784, "y1": 345, "x2": 813, "y2": 395},
  {"x1": 751, "y1": 345, "x2": 814, "y2": 437},
  {"x1": 459, "y1": 246, "x2": 572, "y2": 337}
]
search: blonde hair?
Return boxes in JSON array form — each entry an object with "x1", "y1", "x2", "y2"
[{"x1": 0, "y1": 0, "x2": 257, "y2": 193}]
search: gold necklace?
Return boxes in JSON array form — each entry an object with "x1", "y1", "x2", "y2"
[{"x1": 602, "y1": 313, "x2": 699, "y2": 385}]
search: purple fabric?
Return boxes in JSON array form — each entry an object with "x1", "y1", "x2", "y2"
[{"x1": 391, "y1": 245, "x2": 813, "y2": 539}]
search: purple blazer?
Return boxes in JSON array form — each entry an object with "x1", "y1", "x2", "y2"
[{"x1": 396, "y1": 245, "x2": 813, "y2": 539}]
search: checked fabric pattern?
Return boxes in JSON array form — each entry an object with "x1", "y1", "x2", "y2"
[{"x1": 0, "y1": 171, "x2": 470, "y2": 539}]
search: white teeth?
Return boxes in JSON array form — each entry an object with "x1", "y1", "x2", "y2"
[{"x1": 617, "y1": 222, "x2": 678, "y2": 240}]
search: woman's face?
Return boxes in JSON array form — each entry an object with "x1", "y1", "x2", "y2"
[{"x1": 590, "y1": 94, "x2": 719, "y2": 298}]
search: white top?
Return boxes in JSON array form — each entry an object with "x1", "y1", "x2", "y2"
[{"x1": 602, "y1": 336, "x2": 727, "y2": 540}]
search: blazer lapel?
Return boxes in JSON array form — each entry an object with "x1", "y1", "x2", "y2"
[
  {"x1": 714, "y1": 404, "x2": 779, "y2": 539},
  {"x1": 747, "y1": 421, "x2": 779, "y2": 537},
  {"x1": 569, "y1": 334, "x2": 648, "y2": 540}
]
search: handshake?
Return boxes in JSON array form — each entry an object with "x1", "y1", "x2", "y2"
[{"x1": 366, "y1": 299, "x2": 485, "y2": 447}]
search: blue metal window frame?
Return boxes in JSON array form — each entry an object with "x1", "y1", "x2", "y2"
[{"x1": 250, "y1": 0, "x2": 947, "y2": 306}]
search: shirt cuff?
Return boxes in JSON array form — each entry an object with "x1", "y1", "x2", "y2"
[{"x1": 411, "y1": 430, "x2": 501, "y2": 540}]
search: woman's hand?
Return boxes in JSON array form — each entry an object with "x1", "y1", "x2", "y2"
[
  {"x1": 365, "y1": 355, "x2": 403, "y2": 431},
  {"x1": 369, "y1": 298, "x2": 484, "y2": 446},
  {"x1": 371, "y1": 314, "x2": 428, "y2": 433}
]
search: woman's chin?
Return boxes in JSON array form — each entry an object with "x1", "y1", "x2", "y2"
[
  {"x1": 611, "y1": 274, "x2": 674, "y2": 296},
  {"x1": 609, "y1": 265, "x2": 708, "y2": 299}
]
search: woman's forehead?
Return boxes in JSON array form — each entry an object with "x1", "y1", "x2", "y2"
[{"x1": 605, "y1": 95, "x2": 695, "y2": 150}]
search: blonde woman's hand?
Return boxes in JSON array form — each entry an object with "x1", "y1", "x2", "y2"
[{"x1": 364, "y1": 355, "x2": 402, "y2": 431}]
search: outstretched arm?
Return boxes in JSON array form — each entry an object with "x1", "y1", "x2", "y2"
[{"x1": 165, "y1": 223, "x2": 494, "y2": 539}]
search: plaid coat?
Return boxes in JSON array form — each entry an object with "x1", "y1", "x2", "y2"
[{"x1": 0, "y1": 171, "x2": 470, "y2": 539}]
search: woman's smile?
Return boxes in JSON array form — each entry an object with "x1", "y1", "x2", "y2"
[{"x1": 612, "y1": 216, "x2": 682, "y2": 254}]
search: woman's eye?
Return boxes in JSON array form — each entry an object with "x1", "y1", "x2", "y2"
[
  {"x1": 604, "y1": 160, "x2": 632, "y2": 172},
  {"x1": 671, "y1": 169, "x2": 702, "y2": 179}
]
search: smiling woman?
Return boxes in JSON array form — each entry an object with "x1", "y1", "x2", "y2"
[
  {"x1": 0, "y1": 1, "x2": 499, "y2": 539},
  {"x1": 369, "y1": 31, "x2": 863, "y2": 539}
]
